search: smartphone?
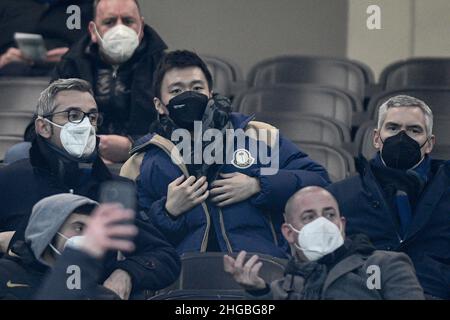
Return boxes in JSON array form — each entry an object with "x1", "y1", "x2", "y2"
[
  {"x1": 99, "y1": 180, "x2": 137, "y2": 241},
  {"x1": 14, "y1": 32, "x2": 47, "y2": 61},
  {"x1": 99, "y1": 180, "x2": 137, "y2": 210}
]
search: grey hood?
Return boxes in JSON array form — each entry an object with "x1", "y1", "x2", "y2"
[{"x1": 25, "y1": 193, "x2": 98, "y2": 264}]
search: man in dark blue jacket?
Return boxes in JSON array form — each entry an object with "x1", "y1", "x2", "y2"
[
  {"x1": 327, "y1": 95, "x2": 450, "y2": 299},
  {"x1": 122, "y1": 50, "x2": 330, "y2": 259}
]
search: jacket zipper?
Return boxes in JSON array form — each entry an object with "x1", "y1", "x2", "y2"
[{"x1": 112, "y1": 65, "x2": 119, "y2": 79}]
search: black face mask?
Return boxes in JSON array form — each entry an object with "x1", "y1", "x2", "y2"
[
  {"x1": 166, "y1": 91, "x2": 208, "y2": 130},
  {"x1": 380, "y1": 131, "x2": 428, "y2": 170}
]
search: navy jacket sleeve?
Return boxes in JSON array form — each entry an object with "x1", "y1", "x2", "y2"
[
  {"x1": 250, "y1": 135, "x2": 331, "y2": 212},
  {"x1": 137, "y1": 150, "x2": 190, "y2": 245}
]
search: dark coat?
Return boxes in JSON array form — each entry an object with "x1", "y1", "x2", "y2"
[
  {"x1": 327, "y1": 157, "x2": 450, "y2": 299},
  {"x1": 250, "y1": 250, "x2": 424, "y2": 300},
  {"x1": 134, "y1": 113, "x2": 331, "y2": 258},
  {"x1": 51, "y1": 25, "x2": 167, "y2": 139}
]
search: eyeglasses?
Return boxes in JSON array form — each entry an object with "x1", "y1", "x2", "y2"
[{"x1": 44, "y1": 109, "x2": 103, "y2": 126}]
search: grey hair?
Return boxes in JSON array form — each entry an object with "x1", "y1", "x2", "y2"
[
  {"x1": 377, "y1": 95, "x2": 434, "y2": 137},
  {"x1": 93, "y1": 0, "x2": 141, "y2": 18},
  {"x1": 36, "y1": 78, "x2": 93, "y2": 116}
]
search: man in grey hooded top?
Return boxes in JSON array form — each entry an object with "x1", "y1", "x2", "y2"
[{"x1": 0, "y1": 193, "x2": 180, "y2": 300}]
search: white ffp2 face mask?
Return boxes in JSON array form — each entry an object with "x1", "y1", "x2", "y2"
[
  {"x1": 94, "y1": 24, "x2": 140, "y2": 64},
  {"x1": 44, "y1": 117, "x2": 96, "y2": 158},
  {"x1": 49, "y1": 232, "x2": 86, "y2": 255},
  {"x1": 290, "y1": 217, "x2": 344, "y2": 262}
]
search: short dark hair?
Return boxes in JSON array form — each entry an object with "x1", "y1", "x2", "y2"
[
  {"x1": 93, "y1": 0, "x2": 141, "y2": 19},
  {"x1": 152, "y1": 50, "x2": 213, "y2": 100}
]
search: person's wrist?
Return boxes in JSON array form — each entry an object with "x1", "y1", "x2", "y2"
[{"x1": 165, "y1": 201, "x2": 180, "y2": 218}]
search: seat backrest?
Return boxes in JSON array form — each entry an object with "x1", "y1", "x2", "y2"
[
  {"x1": 368, "y1": 88, "x2": 450, "y2": 120},
  {"x1": 158, "y1": 252, "x2": 287, "y2": 292},
  {"x1": 202, "y1": 55, "x2": 242, "y2": 98},
  {"x1": 294, "y1": 142, "x2": 355, "y2": 182},
  {"x1": 0, "y1": 112, "x2": 34, "y2": 137},
  {"x1": 433, "y1": 117, "x2": 450, "y2": 146},
  {"x1": 247, "y1": 56, "x2": 366, "y2": 100},
  {"x1": 0, "y1": 136, "x2": 23, "y2": 160},
  {"x1": 380, "y1": 58, "x2": 450, "y2": 90},
  {"x1": 0, "y1": 78, "x2": 49, "y2": 113},
  {"x1": 254, "y1": 113, "x2": 350, "y2": 146},
  {"x1": 234, "y1": 85, "x2": 358, "y2": 128},
  {"x1": 354, "y1": 121, "x2": 377, "y2": 160}
]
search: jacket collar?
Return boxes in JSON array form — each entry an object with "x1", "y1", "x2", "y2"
[
  {"x1": 30, "y1": 136, "x2": 112, "y2": 184},
  {"x1": 357, "y1": 155, "x2": 450, "y2": 243}
]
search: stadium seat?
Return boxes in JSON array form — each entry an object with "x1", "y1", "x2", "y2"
[
  {"x1": 234, "y1": 85, "x2": 359, "y2": 128},
  {"x1": 294, "y1": 142, "x2": 355, "y2": 182},
  {"x1": 247, "y1": 56, "x2": 366, "y2": 102},
  {"x1": 202, "y1": 55, "x2": 244, "y2": 99},
  {"x1": 354, "y1": 121, "x2": 377, "y2": 159},
  {"x1": 254, "y1": 113, "x2": 351, "y2": 147},
  {"x1": 0, "y1": 112, "x2": 34, "y2": 137},
  {"x1": 367, "y1": 88, "x2": 450, "y2": 120},
  {"x1": 380, "y1": 58, "x2": 450, "y2": 91},
  {"x1": 0, "y1": 77, "x2": 48, "y2": 114},
  {"x1": 150, "y1": 252, "x2": 287, "y2": 300},
  {"x1": 0, "y1": 136, "x2": 23, "y2": 161}
]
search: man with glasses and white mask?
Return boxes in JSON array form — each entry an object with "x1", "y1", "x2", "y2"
[
  {"x1": 1, "y1": 79, "x2": 127, "y2": 255},
  {"x1": 327, "y1": 95, "x2": 450, "y2": 299},
  {"x1": 49, "y1": 0, "x2": 167, "y2": 163},
  {"x1": 225, "y1": 187, "x2": 424, "y2": 300}
]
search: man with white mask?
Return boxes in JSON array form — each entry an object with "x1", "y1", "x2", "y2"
[
  {"x1": 0, "y1": 194, "x2": 180, "y2": 299},
  {"x1": 49, "y1": 0, "x2": 167, "y2": 163},
  {"x1": 224, "y1": 187, "x2": 425, "y2": 300}
]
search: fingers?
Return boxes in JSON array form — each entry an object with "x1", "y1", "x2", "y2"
[
  {"x1": 211, "y1": 179, "x2": 228, "y2": 188},
  {"x1": 192, "y1": 181, "x2": 209, "y2": 198},
  {"x1": 193, "y1": 190, "x2": 209, "y2": 205},
  {"x1": 216, "y1": 197, "x2": 237, "y2": 207},
  {"x1": 106, "y1": 239, "x2": 135, "y2": 253},
  {"x1": 251, "y1": 261, "x2": 263, "y2": 276},
  {"x1": 170, "y1": 175, "x2": 186, "y2": 186},
  {"x1": 189, "y1": 176, "x2": 207, "y2": 193},
  {"x1": 244, "y1": 255, "x2": 260, "y2": 273},
  {"x1": 223, "y1": 255, "x2": 236, "y2": 273},
  {"x1": 211, "y1": 192, "x2": 231, "y2": 203},
  {"x1": 209, "y1": 185, "x2": 229, "y2": 196},
  {"x1": 235, "y1": 251, "x2": 247, "y2": 269},
  {"x1": 105, "y1": 225, "x2": 138, "y2": 239},
  {"x1": 180, "y1": 176, "x2": 196, "y2": 187},
  {"x1": 220, "y1": 172, "x2": 239, "y2": 178}
]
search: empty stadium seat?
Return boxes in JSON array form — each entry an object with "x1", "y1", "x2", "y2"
[
  {"x1": 294, "y1": 142, "x2": 355, "y2": 182},
  {"x1": 202, "y1": 55, "x2": 243, "y2": 99},
  {"x1": 0, "y1": 136, "x2": 23, "y2": 161},
  {"x1": 151, "y1": 252, "x2": 287, "y2": 300},
  {"x1": 0, "y1": 77, "x2": 49, "y2": 114},
  {"x1": 234, "y1": 85, "x2": 359, "y2": 128},
  {"x1": 254, "y1": 113, "x2": 351, "y2": 147},
  {"x1": 354, "y1": 120, "x2": 377, "y2": 159},
  {"x1": 247, "y1": 56, "x2": 366, "y2": 101},
  {"x1": 367, "y1": 88, "x2": 450, "y2": 120},
  {"x1": 0, "y1": 112, "x2": 33, "y2": 137},
  {"x1": 380, "y1": 58, "x2": 450, "y2": 91}
]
